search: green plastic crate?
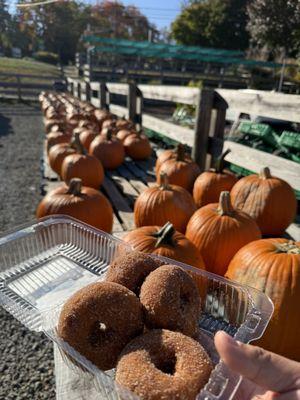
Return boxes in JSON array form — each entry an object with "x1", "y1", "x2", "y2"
[
  {"x1": 277, "y1": 131, "x2": 300, "y2": 151},
  {"x1": 238, "y1": 122, "x2": 277, "y2": 147}
]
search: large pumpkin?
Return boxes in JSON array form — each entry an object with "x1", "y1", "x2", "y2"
[
  {"x1": 48, "y1": 143, "x2": 76, "y2": 176},
  {"x1": 226, "y1": 238, "x2": 300, "y2": 361},
  {"x1": 134, "y1": 173, "x2": 197, "y2": 233},
  {"x1": 231, "y1": 167, "x2": 297, "y2": 235},
  {"x1": 186, "y1": 191, "x2": 261, "y2": 275},
  {"x1": 155, "y1": 143, "x2": 192, "y2": 173},
  {"x1": 193, "y1": 149, "x2": 238, "y2": 208},
  {"x1": 156, "y1": 144, "x2": 200, "y2": 192},
  {"x1": 89, "y1": 129, "x2": 125, "y2": 170},
  {"x1": 122, "y1": 222, "x2": 205, "y2": 270},
  {"x1": 36, "y1": 178, "x2": 113, "y2": 232},
  {"x1": 123, "y1": 130, "x2": 152, "y2": 160},
  {"x1": 61, "y1": 133, "x2": 104, "y2": 189}
]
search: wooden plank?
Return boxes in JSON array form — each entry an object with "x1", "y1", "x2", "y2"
[
  {"x1": 217, "y1": 88, "x2": 300, "y2": 123},
  {"x1": 117, "y1": 165, "x2": 149, "y2": 193},
  {"x1": 101, "y1": 175, "x2": 135, "y2": 231},
  {"x1": 138, "y1": 84, "x2": 198, "y2": 105},
  {"x1": 286, "y1": 223, "x2": 300, "y2": 241},
  {"x1": 106, "y1": 83, "x2": 128, "y2": 96},
  {"x1": 223, "y1": 140, "x2": 300, "y2": 190},
  {"x1": 107, "y1": 171, "x2": 139, "y2": 205},
  {"x1": 109, "y1": 104, "x2": 128, "y2": 118}
]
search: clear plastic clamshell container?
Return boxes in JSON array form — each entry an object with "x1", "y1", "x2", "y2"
[{"x1": 0, "y1": 216, "x2": 273, "y2": 400}]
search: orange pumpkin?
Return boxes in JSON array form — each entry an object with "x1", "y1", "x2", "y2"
[
  {"x1": 36, "y1": 178, "x2": 113, "y2": 232},
  {"x1": 46, "y1": 131, "x2": 71, "y2": 153},
  {"x1": 123, "y1": 130, "x2": 152, "y2": 160},
  {"x1": 79, "y1": 129, "x2": 98, "y2": 151},
  {"x1": 48, "y1": 143, "x2": 76, "y2": 176},
  {"x1": 193, "y1": 149, "x2": 238, "y2": 208},
  {"x1": 231, "y1": 167, "x2": 297, "y2": 235},
  {"x1": 186, "y1": 191, "x2": 261, "y2": 276},
  {"x1": 156, "y1": 144, "x2": 200, "y2": 192},
  {"x1": 89, "y1": 129, "x2": 125, "y2": 170},
  {"x1": 134, "y1": 173, "x2": 197, "y2": 233},
  {"x1": 116, "y1": 127, "x2": 136, "y2": 143},
  {"x1": 155, "y1": 143, "x2": 192, "y2": 174},
  {"x1": 61, "y1": 133, "x2": 104, "y2": 189},
  {"x1": 45, "y1": 119, "x2": 65, "y2": 134},
  {"x1": 226, "y1": 238, "x2": 300, "y2": 361},
  {"x1": 122, "y1": 222, "x2": 205, "y2": 270},
  {"x1": 94, "y1": 109, "x2": 112, "y2": 128},
  {"x1": 116, "y1": 116, "x2": 133, "y2": 130}
]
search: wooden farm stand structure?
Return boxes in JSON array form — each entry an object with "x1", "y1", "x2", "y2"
[{"x1": 41, "y1": 79, "x2": 300, "y2": 399}]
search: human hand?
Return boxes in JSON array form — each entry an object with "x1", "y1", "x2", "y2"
[{"x1": 214, "y1": 331, "x2": 300, "y2": 400}]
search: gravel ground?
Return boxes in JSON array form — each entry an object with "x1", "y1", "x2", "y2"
[{"x1": 0, "y1": 101, "x2": 55, "y2": 399}]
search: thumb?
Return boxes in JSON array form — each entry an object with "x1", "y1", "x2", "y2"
[{"x1": 214, "y1": 331, "x2": 300, "y2": 393}]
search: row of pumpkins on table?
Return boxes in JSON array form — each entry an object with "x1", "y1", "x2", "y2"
[{"x1": 37, "y1": 91, "x2": 299, "y2": 362}]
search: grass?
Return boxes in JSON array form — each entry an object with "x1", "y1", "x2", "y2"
[{"x1": 0, "y1": 57, "x2": 61, "y2": 84}]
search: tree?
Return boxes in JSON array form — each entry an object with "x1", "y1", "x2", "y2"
[
  {"x1": 171, "y1": 0, "x2": 249, "y2": 50},
  {"x1": 247, "y1": 0, "x2": 300, "y2": 57},
  {"x1": 0, "y1": 0, "x2": 13, "y2": 54},
  {"x1": 36, "y1": 2, "x2": 90, "y2": 63},
  {"x1": 90, "y1": 1, "x2": 155, "y2": 41}
]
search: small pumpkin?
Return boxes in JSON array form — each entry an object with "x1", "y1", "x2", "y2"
[
  {"x1": 134, "y1": 173, "x2": 197, "y2": 233},
  {"x1": 94, "y1": 109, "x2": 112, "y2": 128},
  {"x1": 45, "y1": 119, "x2": 65, "y2": 134},
  {"x1": 36, "y1": 178, "x2": 113, "y2": 232},
  {"x1": 155, "y1": 143, "x2": 192, "y2": 174},
  {"x1": 48, "y1": 143, "x2": 76, "y2": 176},
  {"x1": 116, "y1": 116, "x2": 133, "y2": 130},
  {"x1": 79, "y1": 129, "x2": 98, "y2": 151},
  {"x1": 46, "y1": 131, "x2": 71, "y2": 153},
  {"x1": 122, "y1": 222, "x2": 205, "y2": 270},
  {"x1": 231, "y1": 167, "x2": 297, "y2": 235},
  {"x1": 193, "y1": 149, "x2": 238, "y2": 208},
  {"x1": 123, "y1": 130, "x2": 152, "y2": 160},
  {"x1": 226, "y1": 238, "x2": 300, "y2": 361},
  {"x1": 156, "y1": 144, "x2": 200, "y2": 192},
  {"x1": 61, "y1": 132, "x2": 104, "y2": 189},
  {"x1": 116, "y1": 126, "x2": 136, "y2": 143},
  {"x1": 186, "y1": 191, "x2": 261, "y2": 276},
  {"x1": 89, "y1": 128, "x2": 125, "y2": 170}
]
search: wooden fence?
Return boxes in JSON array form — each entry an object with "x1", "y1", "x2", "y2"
[{"x1": 0, "y1": 72, "x2": 58, "y2": 100}]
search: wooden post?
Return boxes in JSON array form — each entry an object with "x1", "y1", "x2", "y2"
[
  {"x1": 127, "y1": 83, "x2": 142, "y2": 124},
  {"x1": 85, "y1": 81, "x2": 91, "y2": 102},
  {"x1": 17, "y1": 76, "x2": 21, "y2": 101},
  {"x1": 192, "y1": 89, "x2": 214, "y2": 171},
  {"x1": 209, "y1": 92, "x2": 228, "y2": 166},
  {"x1": 100, "y1": 82, "x2": 109, "y2": 110}
]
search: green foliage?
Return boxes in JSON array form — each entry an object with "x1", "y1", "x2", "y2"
[
  {"x1": 247, "y1": 0, "x2": 300, "y2": 57},
  {"x1": 33, "y1": 51, "x2": 59, "y2": 65},
  {"x1": 171, "y1": 0, "x2": 249, "y2": 50}
]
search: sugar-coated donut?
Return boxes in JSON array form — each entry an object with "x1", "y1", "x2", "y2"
[
  {"x1": 106, "y1": 251, "x2": 162, "y2": 295},
  {"x1": 58, "y1": 281, "x2": 143, "y2": 371},
  {"x1": 116, "y1": 329, "x2": 212, "y2": 400},
  {"x1": 140, "y1": 265, "x2": 201, "y2": 337}
]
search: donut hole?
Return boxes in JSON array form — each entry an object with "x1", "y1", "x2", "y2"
[
  {"x1": 154, "y1": 353, "x2": 177, "y2": 375},
  {"x1": 88, "y1": 322, "x2": 114, "y2": 347}
]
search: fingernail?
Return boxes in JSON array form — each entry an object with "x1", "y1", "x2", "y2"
[{"x1": 216, "y1": 331, "x2": 238, "y2": 347}]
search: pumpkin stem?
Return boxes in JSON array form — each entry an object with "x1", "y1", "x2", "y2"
[
  {"x1": 72, "y1": 131, "x2": 87, "y2": 155},
  {"x1": 67, "y1": 178, "x2": 82, "y2": 196},
  {"x1": 153, "y1": 222, "x2": 175, "y2": 248},
  {"x1": 159, "y1": 172, "x2": 170, "y2": 190},
  {"x1": 218, "y1": 191, "x2": 234, "y2": 216},
  {"x1": 106, "y1": 128, "x2": 113, "y2": 141},
  {"x1": 175, "y1": 143, "x2": 185, "y2": 161},
  {"x1": 276, "y1": 241, "x2": 300, "y2": 254},
  {"x1": 215, "y1": 149, "x2": 231, "y2": 173},
  {"x1": 259, "y1": 167, "x2": 271, "y2": 179}
]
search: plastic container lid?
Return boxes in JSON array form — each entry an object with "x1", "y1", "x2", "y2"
[{"x1": 0, "y1": 215, "x2": 274, "y2": 400}]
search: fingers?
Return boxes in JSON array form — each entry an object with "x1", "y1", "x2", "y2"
[{"x1": 215, "y1": 331, "x2": 300, "y2": 393}]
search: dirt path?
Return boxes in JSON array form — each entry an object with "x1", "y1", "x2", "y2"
[{"x1": 0, "y1": 101, "x2": 55, "y2": 400}]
